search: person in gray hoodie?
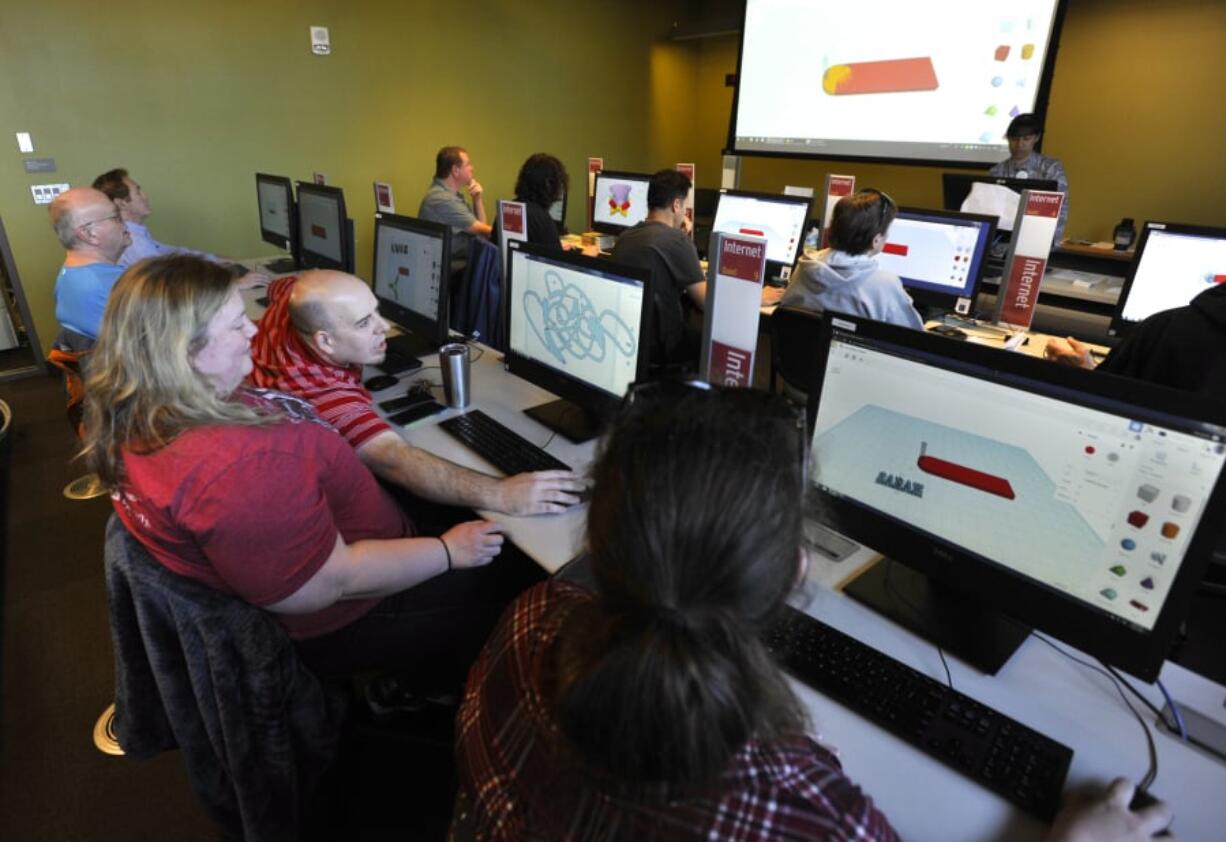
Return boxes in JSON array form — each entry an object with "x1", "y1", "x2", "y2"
[{"x1": 780, "y1": 189, "x2": 923, "y2": 330}]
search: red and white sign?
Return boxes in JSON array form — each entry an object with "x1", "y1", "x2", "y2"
[
  {"x1": 994, "y1": 190, "x2": 1065, "y2": 329},
  {"x1": 497, "y1": 200, "x2": 528, "y2": 285},
  {"x1": 373, "y1": 181, "x2": 395, "y2": 214},
  {"x1": 821, "y1": 174, "x2": 856, "y2": 248},
  {"x1": 701, "y1": 233, "x2": 768, "y2": 387},
  {"x1": 586, "y1": 157, "x2": 603, "y2": 230},
  {"x1": 676, "y1": 162, "x2": 696, "y2": 238}
]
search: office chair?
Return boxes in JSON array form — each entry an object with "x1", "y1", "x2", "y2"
[
  {"x1": 45, "y1": 329, "x2": 105, "y2": 500},
  {"x1": 103, "y1": 514, "x2": 348, "y2": 841},
  {"x1": 769, "y1": 304, "x2": 825, "y2": 403},
  {"x1": 454, "y1": 237, "x2": 505, "y2": 350}
]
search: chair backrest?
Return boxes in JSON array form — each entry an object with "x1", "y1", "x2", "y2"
[
  {"x1": 47, "y1": 329, "x2": 94, "y2": 436},
  {"x1": 456, "y1": 237, "x2": 505, "y2": 349},
  {"x1": 104, "y1": 515, "x2": 345, "y2": 841},
  {"x1": 769, "y1": 305, "x2": 825, "y2": 399}
]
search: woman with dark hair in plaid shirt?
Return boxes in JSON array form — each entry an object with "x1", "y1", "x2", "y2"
[{"x1": 453, "y1": 387, "x2": 897, "y2": 840}]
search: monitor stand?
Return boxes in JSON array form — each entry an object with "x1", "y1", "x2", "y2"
[
  {"x1": 523, "y1": 399, "x2": 602, "y2": 444},
  {"x1": 844, "y1": 559, "x2": 1032, "y2": 675}
]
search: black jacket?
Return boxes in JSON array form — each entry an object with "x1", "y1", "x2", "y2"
[
  {"x1": 105, "y1": 515, "x2": 347, "y2": 842},
  {"x1": 1102, "y1": 283, "x2": 1226, "y2": 399}
]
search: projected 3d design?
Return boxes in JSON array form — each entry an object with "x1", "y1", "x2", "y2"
[{"x1": 822, "y1": 56, "x2": 939, "y2": 96}]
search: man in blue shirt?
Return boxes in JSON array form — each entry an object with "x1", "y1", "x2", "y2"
[
  {"x1": 93, "y1": 168, "x2": 223, "y2": 269},
  {"x1": 49, "y1": 187, "x2": 130, "y2": 342}
]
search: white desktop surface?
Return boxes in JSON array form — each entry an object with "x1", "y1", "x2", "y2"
[
  {"x1": 377, "y1": 346, "x2": 592, "y2": 573},
  {"x1": 243, "y1": 270, "x2": 1226, "y2": 840}
]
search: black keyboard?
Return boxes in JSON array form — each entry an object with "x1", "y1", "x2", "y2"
[
  {"x1": 265, "y1": 257, "x2": 298, "y2": 274},
  {"x1": 764, "y1": 607, "x2": 1072, "y2": 821},
  {"x1": 439, "y1": 410, "x2": 571, "y2": 476}
]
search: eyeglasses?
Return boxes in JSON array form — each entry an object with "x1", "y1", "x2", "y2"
[
  {"x1": 860, "y1": 187, "x2": 896, "y2": 229},
  {"x1": 78, "y1": 212, "x2": 122, "y2": 231}
]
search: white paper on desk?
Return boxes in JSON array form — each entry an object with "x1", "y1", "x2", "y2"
[{"x1": 962, "y1": 183, "x2": 1021, "y2": 232}]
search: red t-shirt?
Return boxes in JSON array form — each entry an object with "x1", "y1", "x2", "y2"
[
  {"x1": 113, "y1": 389, "x2": 413, "y2": 639},
  {"x1": 250, "y1": 275, "x2": 391, "y2": 449}
]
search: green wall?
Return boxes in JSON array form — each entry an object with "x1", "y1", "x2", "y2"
[
  {"x1": 0, "y1": 0, "x2": 688, "y2": 353},
  {"x1": 686, "y1": 0, "x2": 1226, "y2": 241}
]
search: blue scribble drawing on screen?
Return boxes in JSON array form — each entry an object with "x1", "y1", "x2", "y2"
[{"x1": 524, "y1": 270, "x2": 636, "y2": 366}]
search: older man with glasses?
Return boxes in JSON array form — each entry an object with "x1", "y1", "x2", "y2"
[{"x1": 48, "y1": 187, "x2": 132, "y2": 345}]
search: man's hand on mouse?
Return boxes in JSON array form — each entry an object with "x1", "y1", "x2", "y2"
[{"x1": 1047, "y1": 778, "x2": 1173, "y2": 842}]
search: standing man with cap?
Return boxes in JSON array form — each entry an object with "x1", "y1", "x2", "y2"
[{"x1": 989, "y1": 113, "x2": 1069, "y2": 240}]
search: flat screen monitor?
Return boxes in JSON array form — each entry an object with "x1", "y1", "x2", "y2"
[
  {"x1": 710, "y1": 189, "x2": 812, "y2": 278},
  {"x1": 942, "y1": 173, "x2": 1058, "y2": 231},
  {"x1": 805, "y1": 312, "x2": 1226, "y2": 682},
  {"x1": 371, "y1": 213, "x2": 451, "y2": 355},
  {"x1": 505, "y1": 241, "x2": 652, "y2": 442},
  {"x1": 591, "y1": 170, "x2": 652, "y2": 235},
  {"x1": 730, "y1": 0, "x2": 1068, "y2": 166},
  {"x1": 877, "y1": 206, "x2": 997, "y2": 315},
  {"x1": 1109, "y1": 221, "x2": 1226, "y2": 338},
  {"x1": 255, "y1": 173, "x2": 297, "y2": 256},
  {"x1": 295, "y1": 182, "x2": 354, "y2": 273}
]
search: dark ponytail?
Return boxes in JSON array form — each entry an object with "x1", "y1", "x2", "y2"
[{"x1": 554, "y1": 388, "x2": 809, "y2": 786}]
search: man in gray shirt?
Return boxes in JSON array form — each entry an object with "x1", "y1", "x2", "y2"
[{"x1": 418, "y1": 146, "x2": 493, "y2": 273}]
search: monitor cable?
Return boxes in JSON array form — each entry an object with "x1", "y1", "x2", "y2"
[{"x1": 1033, "y1": 632, "x2": 1159, "y2": 791}]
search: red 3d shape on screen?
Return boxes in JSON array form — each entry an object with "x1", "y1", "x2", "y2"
[
  {"x1": 916, "y1": 441, "x2": 1015, "y2": 500},
  {"x1": 823, "y1": 57, "x2": 939, "y2": 96}
]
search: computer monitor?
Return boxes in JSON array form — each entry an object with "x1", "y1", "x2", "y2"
[
  {"x1": 255, "y1": 173, "x2": 297, "y2": 257},
  {"x1": 941, "y1": 173, "x2": 1058, "y2": 231},
  {"x1": 295, "y1": 182, "x2": 355, "y2": 273},
  {"x1": 505, "y1": 240, "x2": 653, "y2": 442},
  {"x1": 591, "y1": 170, "x2": 652, "y2": 235},
  {"x1": 371, "y1": 213, "x2": 451, "y2": 355},
  {"x1": 710, "y1": 189, "x2": 812, "y2": 279},
  {"x1": 805, "y1": 312, "x2": 1226, "y2": 682},
  {"x1": 877, "y1": 207, "x2": 997, "y2": 315},
  {"x1": 1109, "y1": 221, "x2": 1226, "y2": 338}
]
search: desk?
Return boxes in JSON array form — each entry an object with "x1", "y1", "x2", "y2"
[{"x1": 385, "y1": 343, "x2": 1226, "y2": 840}]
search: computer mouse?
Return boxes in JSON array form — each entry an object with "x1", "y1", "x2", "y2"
[
  {"x1": 1128, "y1": 788, "x2": 1172, "y2": 837},
  {"x1": 363, "y1": 374, "x2": 399, "y2": 393}
]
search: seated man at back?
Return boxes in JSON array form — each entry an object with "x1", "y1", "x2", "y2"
[
  {"x1": 250, "y1": 270, "x2": 584, "y2": 515},
  {"x1": 1044, "y1": 282, "x2": 1226, "y2": 397},
  {"x1": 93, "y1": 168, "x2": 223, "y2": 269},
  {"x1": 611, "y1": 169, "x2": 782, "y2": 367},
  {"x1": 49, "y1": 186, "x2": 131, "y2": 344},
  {"x1": 780, "y1": 189, "x2": 923, "y2": 330},
  {"x1": 418, "y1": 146, "x2": 493, "y2": 277}
]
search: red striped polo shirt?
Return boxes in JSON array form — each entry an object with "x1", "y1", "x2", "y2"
[{"x1": 250, "y1": 275, "x2": 391, "y2": 449}]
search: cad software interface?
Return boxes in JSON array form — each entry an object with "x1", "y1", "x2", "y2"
[
  {"x1": 809, "y1": 333, "x2": 1226, "y2": 632},
  {"x1": 1119, "y1": 228, "x2": 1226, "y2": 325},
  {"x1": 257, "y1": 180, "x2": 291, "y2": 239},
  {"x1": 591, "y1": 174, "x2": 650, "y2": 230},
  {"x1": 298, "y1": 192, "x2": 343, "y2": 263},
  {"x1": 508, "y1": 250, "x2": 644, "y2": 399},
  {"x1": 711, "y1": 193, "x2": 808, "y2": 266},
  {"x1": 877, "y1": 212, "x2": 992, "y2": 296},
  {"x1": 373, "y1": 223, "x2": 443, "y2": 321}
]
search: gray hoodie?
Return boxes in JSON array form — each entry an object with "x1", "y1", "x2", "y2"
[{"x1": 780, "y1": 248, "x2": 924, "y2": 330}]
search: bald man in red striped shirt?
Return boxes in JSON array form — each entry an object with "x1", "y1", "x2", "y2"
[{"x1": 251, "y1": 271, "x2": 584, "y2": 515}]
